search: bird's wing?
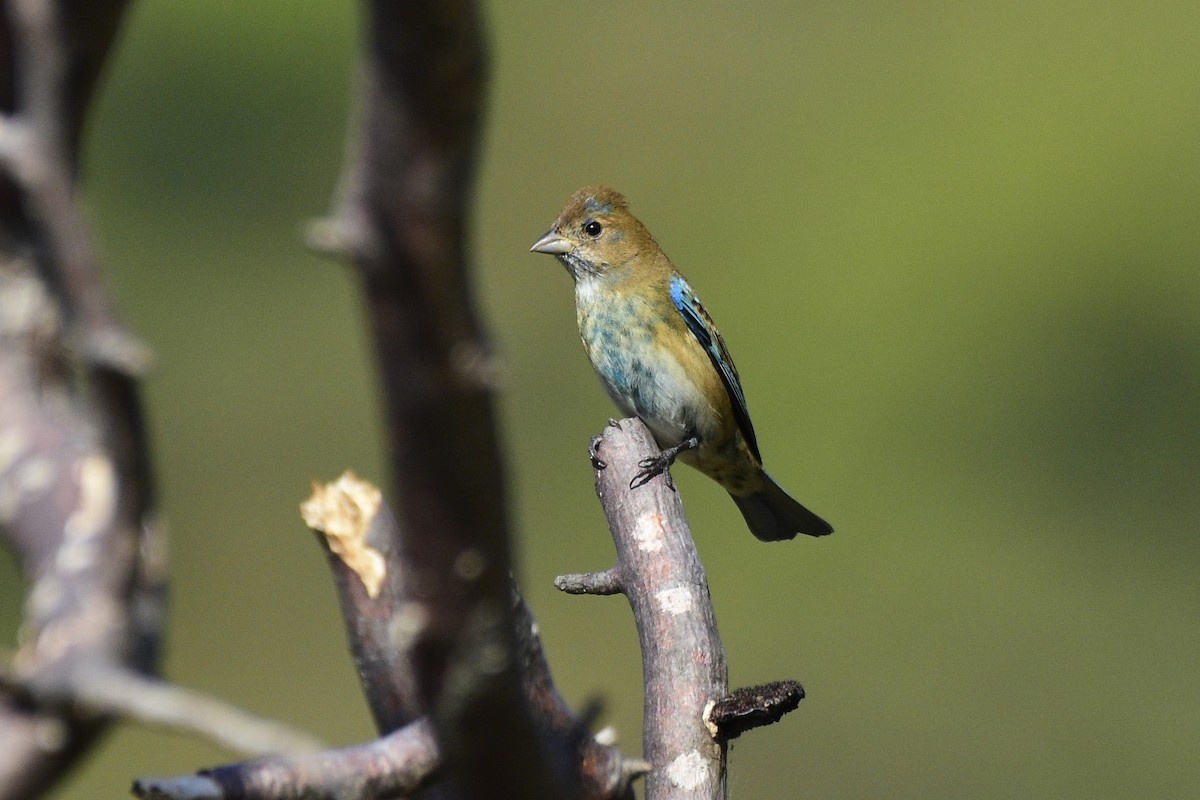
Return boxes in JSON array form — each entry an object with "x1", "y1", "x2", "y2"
[{"x1": 669, "y1": 274, "x2": 762, "y2": 462}]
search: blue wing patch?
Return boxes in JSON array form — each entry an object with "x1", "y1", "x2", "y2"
[{"x1": 669, "y1": 275, "x2": 762, "y2": 462}]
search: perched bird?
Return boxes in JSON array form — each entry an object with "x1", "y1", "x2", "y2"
[{"x1": 530, "y1": 186, "x2": 832, "y2": 541}]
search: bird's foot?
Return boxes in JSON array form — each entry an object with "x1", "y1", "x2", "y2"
[
  {"x1": 629, "y1": 436, "x2": 699, "y2": 491},
  {"x1": 632, "y1": 453, "x2": 675, "y2": 490},
  {"x1": 589, "y1": 434, "x2": 607, "y2": 469}
]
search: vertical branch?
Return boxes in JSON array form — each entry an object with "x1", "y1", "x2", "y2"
[
  {"x1": 3, "y1": 0, "x2": 139, "y2": 356},
  {"x1": 558, "y1": 420, "x2": 811, "y2": 798},
  {"x1": 559, "y1": 419, "x2": 730, "y2": 800},
  {"x1": 311, "y1": 2, "x2": 572, "y2": 796},
  {"x1": 0, "y1": 2, "x2": 160, "y2": 800}
]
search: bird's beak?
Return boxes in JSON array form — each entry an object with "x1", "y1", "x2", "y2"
[{"x1": 530, "y1": 229, "x2": 573, "y2": 255}]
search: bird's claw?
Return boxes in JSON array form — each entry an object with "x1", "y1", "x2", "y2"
[
  {"x1": 630, "y1": 453, "x2": 676, "y2": 491},
  {"x1": 628, "y1": 435, "x2": 698, "y2": 492},
  {"x1": 589, "y1": 434, "x2": 607, "y2": 469}
]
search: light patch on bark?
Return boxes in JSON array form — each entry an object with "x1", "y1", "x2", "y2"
[
  {"x1": 655, "y1": 585, "x2": 694, "y2": 615},
  {"x1": 16, "y1": 455, "x2": 54, "y2": 494},
  {"x1": 388, "y1": 601, "x2": 429, "y2": 652},
  {"x1": 632, "y1": 511, "x2": 666, "y2": 552},
  {"x1": 666, "y1": 749, "x2": 708, "y2": 790},
  {"x1": 58, "y1": 455, "x2": 115, "y2": 573}
]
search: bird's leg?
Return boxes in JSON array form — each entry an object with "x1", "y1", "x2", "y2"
[
  {"x1": 589, "y1": 434, "x2": 607, "y2": 469},
  {"x1": 631, "y1": 435, "x2": 699, "y2": 491}
]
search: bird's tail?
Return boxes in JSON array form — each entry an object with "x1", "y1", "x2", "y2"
[{"x1": 731, "y1": 471, "x2": 833, "y2": 542}]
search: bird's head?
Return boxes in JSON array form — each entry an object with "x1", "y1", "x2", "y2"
[{"x1": 530, "y1": 185, "x2": 655, "y2": 280}]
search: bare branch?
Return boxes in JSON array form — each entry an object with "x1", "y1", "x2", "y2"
[
  {"x1": 1, "y1": 664, "x2": 325, "y2": 757},
  {"x1": 1, "y1": 0, "x2": 144, "y2": 365},
  {"x1": 510, "y1": 591, "x2": 644, "y2": 800},
  {"x1": 300, "y1": 475, "x2": 641, "y2": 800},
  {"x1": 569, "y1": 419, "x2": 730, "y2": 799},
  {"x1": 301, "y1": 471, "x2": 423, "y2": 732},
  {"x1": 132, "y1": 473, "x2": 645, "y2": 800},
  {"x1": 0, "y1": 2, "x2": 161, "y2": 798},
  {"x1": 554, "y1": 570, "x2": 623, "y2": 596},
  {"x1": 132, "y1": 720, "x2": 439, "y2": 800},
  {"x1": 560, "y1": 420, "x2": 814, "y2": 798},
  {"x1": 309, "y1": 1, "x2": 573, "y2": 796},
  {"x1": 705, "y1": 681, "x2": 804, "y2": 741}
]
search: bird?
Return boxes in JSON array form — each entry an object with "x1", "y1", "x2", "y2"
[{"x1": 530, "y1": 185, "x2": 832, "y2": 541}]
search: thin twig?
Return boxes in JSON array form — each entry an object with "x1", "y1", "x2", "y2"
[
  {"x1": 132, "y1": 720, "x2": 439, "y2": 800},
  {"x1": 2, "y1": 665, "x2": 325, "y2": 757},
  {"x1": 554, "y1": 569, "x2": 623, "y2": 596}
]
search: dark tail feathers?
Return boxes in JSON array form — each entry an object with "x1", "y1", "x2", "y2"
[{"x1": 732, "y1": 472, "x2": 833, "y2": 542}]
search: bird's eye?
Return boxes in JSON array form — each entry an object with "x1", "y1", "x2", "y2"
[{"x1": 583, "y1": 220, "x2": 603, "y2": 238}]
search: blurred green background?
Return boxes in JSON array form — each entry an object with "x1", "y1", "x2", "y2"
[{"x1": 2, "y1": 1, "x2": 1198, "y2": 797}]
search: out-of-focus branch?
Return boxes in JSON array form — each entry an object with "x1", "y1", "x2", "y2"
[
  {"x1": 302, "y1": 476, "x2": 645, "y2": 799},
  {"x1": 558, "y1": 419, "x2": 810, "y2": 799},
  {"x1": 307, "y1": 1, "x2": 573, "y2": 797},
  {"x1": 133, "y1": 720, "x2": 440, "y2": 800},
  {"x1": 133, "y1": 478, "x2": 645, "y2": 800},
  {"x1": 0, "y1": 0, "x2": 144, "y2": 366},
  {"x1": 0, "y1": 663, "x2": 326, "y2": 757},
  {"x1": 0, "y1": 2, "x2": 165, "y2": 799},
  {"x1": 510, "y1": 591, "x2": 648, "y2": 800},
  {"x1": 301, "y1": 471, "x2": 423, "y2": 733}
]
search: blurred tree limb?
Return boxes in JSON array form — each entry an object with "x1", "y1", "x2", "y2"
[
  {"x1": 304, "y1": 0, "x2": 577, "y2": 797},
  {"x1": 0, "y1": 0, "x2": 162, "y2": 797},
  {"x1": 0, "y1": 2, "x2": 325, "y2": 798},
  {"x1": 133, "y1": 484, "x2": 642, "y2": 800}
]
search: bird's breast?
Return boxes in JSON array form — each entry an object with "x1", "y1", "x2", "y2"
[{"x1": 575, "y1": 279, "x2": 729, "y2": 450}]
